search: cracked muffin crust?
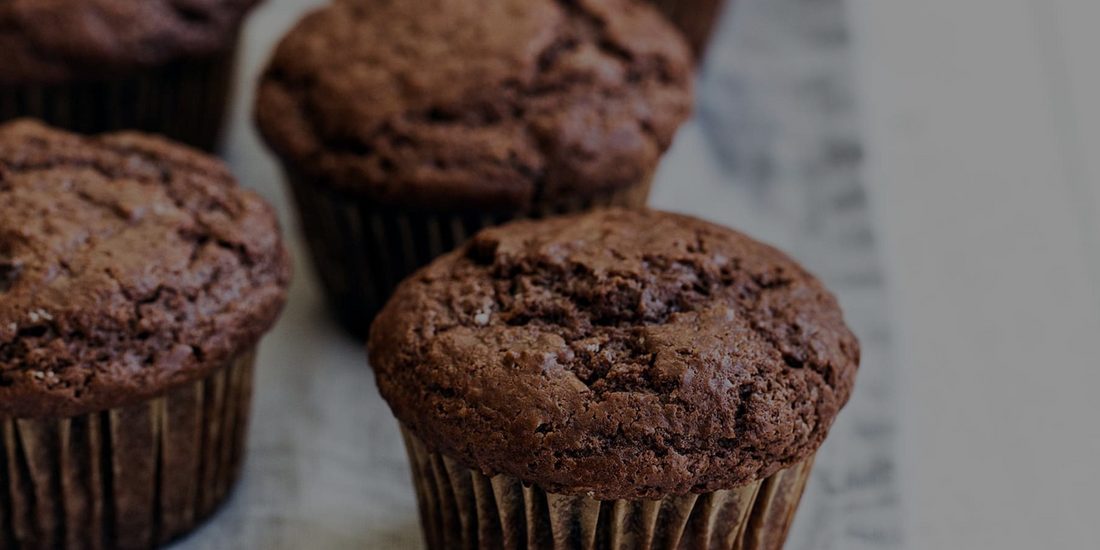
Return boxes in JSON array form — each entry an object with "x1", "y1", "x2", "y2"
[
  {"x1": 0, "y1": 120, "x2": 291, "y2": 419},
  {"x1": 255, "y1": 0, "x2": 694, "y2": 211},
  {"x1": 0, "y1": 0, "x2": 263, "y2": 82},
  {"x1": 369, "y1": 209, "x2": 860, "y2": 500}
]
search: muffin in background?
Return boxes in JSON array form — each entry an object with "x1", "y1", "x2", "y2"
[
  {"x1": 0, "y1": 0, "x2": 263, "y2": 150},
  {"x1": 256, "y1": 0, "x2": 694, "y2": 338},
  {"x1": 645, "y1": 0, "x2": 731, "y2": 59},
  {"x1": 369, "y1": 209, "x2": 860, "y2": 550},
  {"x1": 0, "y1": 120, "x2": 291, "y2": 550}
]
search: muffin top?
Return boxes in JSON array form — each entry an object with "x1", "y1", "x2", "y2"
[
  {"x1": 0, "y1": 0, "x2": 261, "y2": 82},
  {"x1": 369, "y1": 209, "x2": 860, "y2": 500},
  {"x1": 0, "y1": 121, "x2": 291, "y2": 419},
  {"x1": 256, "y1": 0, "x2": 693, "y2": 211}
]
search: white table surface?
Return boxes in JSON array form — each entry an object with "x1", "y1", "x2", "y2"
[{"x1": 850, "y1": 0, "x2": 1100, "y2": 548}]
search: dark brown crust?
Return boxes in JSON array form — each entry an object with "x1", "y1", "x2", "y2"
[
  {"x1": 255, "y1": 0, "x2": 693, "y2": 211},
  {"x1": 0, "y1": 0, "x2": 261, "y2": 83},
  {"x1": 0, "y1": 120, "x2": 291, "y2": 419},
  {"x1": 369, "y1": 209, "x2": 859, "y2": 500}
]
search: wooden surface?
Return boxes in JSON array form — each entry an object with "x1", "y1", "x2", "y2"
[{"x1": 849, "y1": 0, "x2": 1100, "y2": 548}]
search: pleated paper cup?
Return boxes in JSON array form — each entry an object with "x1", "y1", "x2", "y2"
[
  {"x1": 286, "y1": 170, "x2": 655, "y2": 338},
  {"x1": 402, "y1": 428, "x2": 814, "y2": 550},
  {"x1": 0, "y1": 351, "x2": 256, "y2": 550},
  {"x1": 644, "y1": 0, "x2": 731, "y2": 60},
  {"x1": 0, "y1": 41, "x2": 240, "y2": 152}
]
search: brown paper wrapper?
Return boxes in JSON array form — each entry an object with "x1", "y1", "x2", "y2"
[
  {"x1": 0, "y1": 41, "x2": 240, "y2": 152},
  {"x1": 287, "y1": 170, "x2": 654, "y2": 338},
  {"x1": 0, "y1": 351, "x2": 256, "y2": 550},
  {"x1": 644, "y1": 0, "x2": 731, "y2": 60},
  {"x1": 402, "y1": 428, "x2": 814, "y2": 550}
]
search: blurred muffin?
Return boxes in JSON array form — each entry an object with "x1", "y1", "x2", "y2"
[
  {"x1": 0, "y1": 0, "x2": 263, "y2": 150},
  {"x1": 0, "y1": 120, "x2": 291, "y2": 550},
  {"x1": 645, "y1": 0, "x2": 731, "y2": 59},
  {"x1": 256, "y1": 0, "x2": 694, "y2": 337},
  {"x1": 369, "y1": 209, "x2": 860, "y2": 550}
]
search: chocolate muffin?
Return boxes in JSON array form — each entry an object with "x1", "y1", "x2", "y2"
[
  {"x1": 0, "y1": 0, "x2": 263, "y2": 150},
  {"x1": 256, "y1": 0, "x2": 694, "y2": 337},
  {"x1": 369, "y1": 209, "x2": 859, "y2": 550},
  {"x1": 644, "y1": 0, "x2": 732, "y2": 59},
  {"x1": 0, "y1": 120, "x2": 291, "y2": 550}
]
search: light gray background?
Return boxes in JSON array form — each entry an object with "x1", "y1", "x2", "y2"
[
  {"x1": 173, "y1": 0, "x2": 903, "y2": 547},
  {"x1": 852, "y1": 1, "x2": 1100, "y2": 548}
]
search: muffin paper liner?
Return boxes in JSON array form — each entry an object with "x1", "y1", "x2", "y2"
[
  {"x1": 0, "y1": 350, "x2": 256, "y2": 550},
  {"x1": 0, "y1": 42, "x2": 239, "y2": 152},
  {"x1": 287, "y1": 170, "x2": 654, "y2": 337},
  {"x1": 402, "y1": 428, "x2": 814, "y2": 550},
  {"x1": 644, "y1": 0, "x2": 731, "y2": 59}
]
